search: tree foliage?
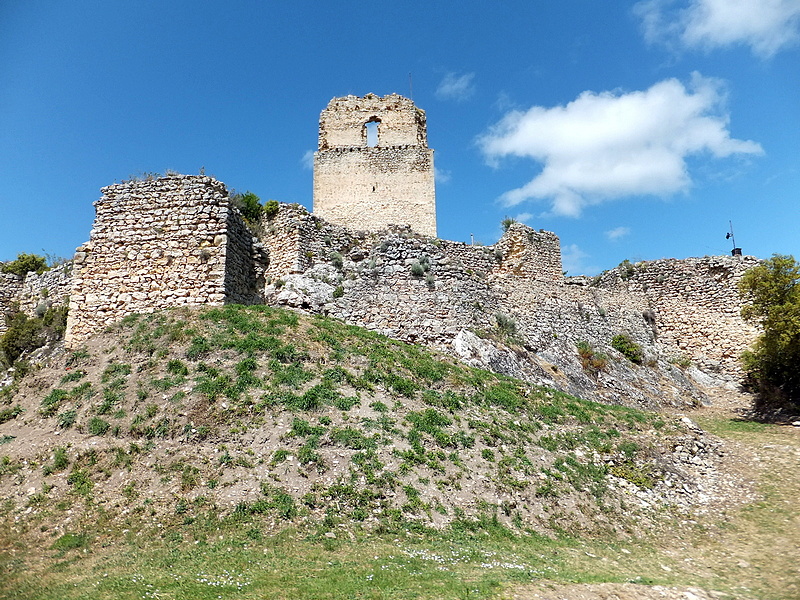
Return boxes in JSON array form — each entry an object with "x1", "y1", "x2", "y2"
[
  {"x1": 1, "y1": 253, "x2": 49, "y2": 277},
  {"x1": 738, "y1": 254, "x2": 800, "y2": 409},
  {"x1": 0, "y1": 306, "x2": 68, "y2": 368},
  {"x1": 230, "y1": 191, "x2": 263, "y2": 226}
]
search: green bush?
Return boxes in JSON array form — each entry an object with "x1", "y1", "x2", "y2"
[
  {"x1": 88, "y1": 417, "x2": 110, "y2": 436},
  {"x1": 263, "y1": 199, "x2": 279, "y2": 219},
  {"x1": 1, "y1": 253, "x2": 48, "y2": 276},
  {"x1": 0, "y1": 305, "x2": 68, "y2": 368},
  {"x1": 501, "y1": 217, "x2": 517, "y2": 232},
  {"x1": 231, "y1": 191, "x2": 263, "y2": 225},
  {"x1": 0, "y1": 405, "x2": 22, "y2": 424},
  {"x1": 495, "y1": 313, "x2": 518, "y2": 338},
  {"x1": 739, "y1": 254, "x2": 800, "y2": 409},
  {"x1": 611, "y1": 334, "x2": 643, "y2": 364},
  {"x1": 53, "y1": 447, "x2": 69, "y2": 471}
]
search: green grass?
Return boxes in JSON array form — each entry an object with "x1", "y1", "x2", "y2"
[{"x1": 8, "y1": 305, "x2": 790, "y2": 599}]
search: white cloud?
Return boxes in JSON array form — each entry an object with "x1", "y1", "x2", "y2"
[
  {"x1": 636, "y1": 0, "x2": 800, "y2": 57},
  {"x1": 514, "y1": 212, "x2": 534, "y2": 224},
  {"x1": 301, "y1": 149, "x2": 315, "y2": 170},
  {"x1": 434, "y1": 166, "x2": 452, "y2": 184},
  {"x1": 605, "y1": 226, "x2": 631, "y2": 241},
  {"x1": 478, "y1": 73, "x2": 762, "y2": 217},
  {"x1": 435, "y1": 72, "x2": 476, "y2": 102},
  {"x1": 561, "y1": 244, "x2": 600, "y2": 276}
]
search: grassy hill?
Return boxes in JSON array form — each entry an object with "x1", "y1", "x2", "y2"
[{"x1": 0, "y1": 305, "x2": 792, "y2": 599}]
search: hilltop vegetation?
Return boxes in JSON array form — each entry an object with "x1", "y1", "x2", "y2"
[
  {"x1": 0, "y1": 304, "x2": 699, "y2": 533},
  {"x1": 2, "y1": 305, "x2": 794, "y2": 599}
]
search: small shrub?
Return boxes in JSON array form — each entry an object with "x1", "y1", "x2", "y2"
[
  {"x1": 618, "y1": 259, "x2": 635, "y2": 280},
  {"x1": 41, "y1": 389, "x2": 69, "y2": 417},
  {"x1": 52, "y1": 447, "x2": 69, "y2": 471},
  {"x1": 611, "y1": 334, "x2": 643, "y2": 364},
  {"x1": 67, "y1": 469, "x2": 93, "y2": 496},
  {"x1": 330, "y1": 252, "x2": 344, "y2": 270},
  {"x1": 57, "y1": 410, "x2": 77, "y2": 429},
  {"x1": 101, "y1": 362, "x2": 131, "y2": 383},
  {"x1": 332, "y1": 285, "x2": 344, "y2": 299},
  {"x1": 166, "y1": 359, "x2": 189, "y2": 376},
  {"x1": 0, "y1": 313, "x2": 45, "y2": 366},
  {"x1": 263, "y1": 199, "x2": 279, "y2": 219},
  {"x1": 575, "y1": 341, "x2": 608, "y2": 375},
  {"x1": 60, "y1": 370, "x2": 86, "y2": 384},
  {"x1": 271, "y1": 449, "x2": 290, "y2": 465},
  {"x1": 186, "y1": 336, "x2": 211, "y2": 359},
  {"x1": 66, "y1": 349, "x2": 90, "y2": 367},
  {"x1": 1, "y1": 253, "x2": 48, "y2": 276},
  {"x1": 410, "y1": 261, "x2": 425, "y2": 277},
  {"x1": 668, "y1": 355, "x2": 692, "y2": 368},
  {"x1": 501, "y1": 217, "x2": 517, "y2": 232},
  {"x1": 495, "y1": 313, "x2": 518, "y2": 338},
  {"x1": 231, "y1": 191, "x2": 263, "y2": 225},
  {"x1": 0, "y1": 405, "x2": 22, "y2": 424}
]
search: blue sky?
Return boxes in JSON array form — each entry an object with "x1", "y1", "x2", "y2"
[{"x1": 1, "y1": 0, "x2": 798, "y2": 274}]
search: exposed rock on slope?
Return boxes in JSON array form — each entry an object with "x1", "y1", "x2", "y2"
[{"x1": 0, "y1": 306, "x2": 739, "y2": 542}]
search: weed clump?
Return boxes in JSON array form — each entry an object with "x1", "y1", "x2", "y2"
[
  {"x1": 611, "y1": 334, "x2": 643, "y2": 364},
  {"x1": 575, "y1": 341, "x2": 608, "y2": 375}
]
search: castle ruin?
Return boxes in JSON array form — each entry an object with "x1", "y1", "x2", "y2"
[
  {"x1": 313, "y1": 94, "x2": 437, "y2": 237},
  {"x1": 0, "y1": 93, "x2": 764, "y2": 407}
]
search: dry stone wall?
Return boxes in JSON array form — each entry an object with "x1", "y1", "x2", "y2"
[
  {"x1": 493, "y1": 224, "x2": 563, "y2": 282},
  {"x1": 0, "y1": 264, "x2": 72, "y2": 336},
  {"x1": 260, "y1": 208, "x2": 715, "y2": 408},
  {"x1": 594, "y1": 256, "x2": 760, "y2": 376},
  {"x1": 16, "y1": 263, "x2": 72, "y2": 317},
  {"x1": 64, "y1": 175, "x2": 265, "y2": 347},
  {"x1": 0, "y1": 272, "x2": 24, "y2": 336},
  {"x1": 313, "y1": 94, "x2": 436, "y2": 237}
]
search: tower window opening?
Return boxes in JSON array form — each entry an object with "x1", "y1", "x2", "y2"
[{"x1": 365, "y1": 118, "x2": 380, "y2": 147}]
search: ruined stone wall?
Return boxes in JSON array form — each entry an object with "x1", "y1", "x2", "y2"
[
  {"x1": 65, "y1": 175, "x2": 264, "y2": 347},
  {"x1": 493, "y1": 224, "x2": 563, "y2": 282},
  {"x1": 595, "y1": 256, "x2": 760, "y2": 375},
  {"x1": 313, "y1": 94, "x2": 436, "y2": 237},
  {"x1": 0, "y1": 272, "x2": 24, "y2": 336},
  {"x1": 16, "y1": 263, "x2": 73, "y2": 317},
  {"x1": 262, "y1": 217, "x2": 712, "y2": 408},
  {"x1": 222, "y1": 204, "x2": 268, "y2": 306},
  {"x1": 0, "y1": 264, "x2": 72, "y2": 336},
  {"x1": 260, "y1": 205, "x2": 563, "y2": 286}
]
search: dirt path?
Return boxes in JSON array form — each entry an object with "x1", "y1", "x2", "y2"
[{"x1": 504, "y1": 388, "x2": 800, "y2": 600}]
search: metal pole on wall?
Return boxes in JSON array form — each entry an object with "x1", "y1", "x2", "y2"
[{"x1": 726, "y1": 221, "x2": 742, "y2": 256}]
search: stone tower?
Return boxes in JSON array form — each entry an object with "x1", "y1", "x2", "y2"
[{"x1": 313, "y1": 93, "x2": 437, "y2": 237}]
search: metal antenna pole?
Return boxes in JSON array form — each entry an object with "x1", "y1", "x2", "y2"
[{"x1": 729, "y1": 220, "x2": 736, "y2": 251}]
